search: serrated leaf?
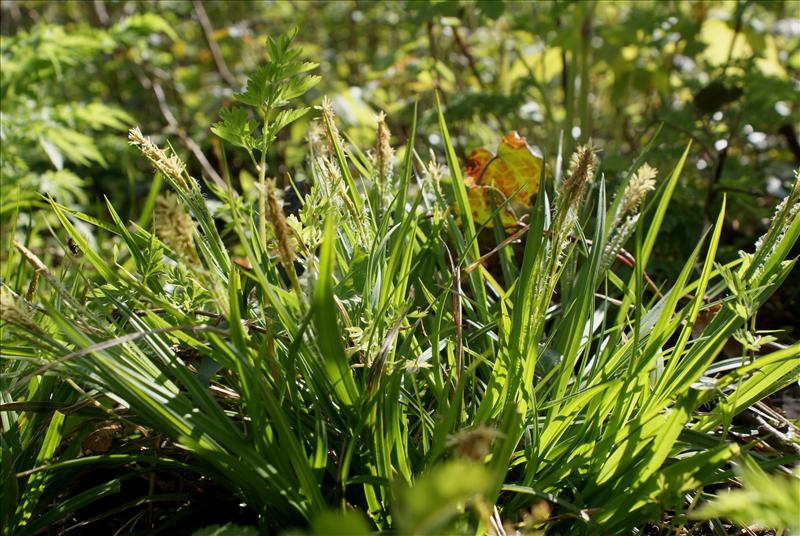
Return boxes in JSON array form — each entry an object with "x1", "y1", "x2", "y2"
[
  {"x1": 211, "y1": 107, "x2": 258, "y2": 149},
  {"x1": 281, "y1": 75, "x2": 321, "y2": 102},
  {"x1": 70, "y1": 102, "x2": 134, "y2": 131},
  {"x1": 44, "y1": 127, "x2": 106, "y2": 167},
  {"x1": 234, "y1": 65, "x2": 271, "y2": 107},
  {"x1": 279, "y1": 61, "x2": 319, "y2": 80},
  {"x1": 232, "y1": 29, "x2": 316, "y2": 110},
  {"x1": 269, "y1": 107, "x2": 311, "y2": 138},
  {"x1": 692, "y1": 457, "x2": 800, "y2": 533}
]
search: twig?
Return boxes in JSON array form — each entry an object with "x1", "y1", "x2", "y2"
[
  {"x1": 209, "y1": 383, "x2": 240, "y2": 401},
  {"x1": 452, "y1": 20, "x2": 507, "y2": 133},
  {"x1": 427, "y1": 21, "x2": 444, "y2": 99},
  {"x1": 657, "y1": 117, "x2": 713, "y2": 156},
  {"x1": 131, "y1": 64, "x2": 228, "y2": 191},
  {"x1": 452, "y1": 24, "x2": 485, "y2": 90},
  {"x1": 150, "y1": 80, "x2": 229, "y2": 191},
  {"x1": 489, "y1": 505, "x2": 507, "y2": 536},
  {"x1": 463, "y1": 223, "x2": 528, "y2": 274},
  {"x1": 513, "y1": 47, "x2": 555, "y2": 128},
  {"x1": 755, "y1": 400, "x2": 799, "y2": 434},
  {"x1": 92, "y1": 0, "x2": 109, "y2": 25},
  {"x1": 715, "y1": 185, "x2": 779, "y2": 199},
  {"x1": 192, "y1": 0, "x2": 237, "y2": 88},
  {"x1": 705, "y1": 107, "x2": 743, "y2": 223},
  {"x1": 778, "y1": 124, "x2": 800, "y2": 163},
  {"x1": 754, "y1": 416, "x2": 800, "y2": 455}
]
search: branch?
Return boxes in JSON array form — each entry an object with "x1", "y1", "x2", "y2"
[
  {"x1": 147, "y1": 75, "x2": 229, "y2": 191},
  {"x1": 192, "y1": 0, "x2": 237, "y2": 88},
  {"x1": 452, "y1": 24, "x2": 485, "y2": 90},
  {"x1": 92, "y1": 0, "x2": 109, "y2": 25}
]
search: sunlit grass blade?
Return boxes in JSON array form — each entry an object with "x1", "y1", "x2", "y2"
[{"x1": 313, "y1": 214, "x2": 360, "y2": 407}]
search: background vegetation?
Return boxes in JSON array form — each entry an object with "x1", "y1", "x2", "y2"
[{"x1": 1, "y1": 1, "x2": 798, "y2": 534}]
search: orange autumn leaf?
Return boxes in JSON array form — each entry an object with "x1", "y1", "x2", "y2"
[{"x1": 463, "y1": 131, "x2": 543, "y2": 228}]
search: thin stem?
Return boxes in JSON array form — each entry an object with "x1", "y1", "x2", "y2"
[{"x1": 258, "y1": 108, "x2": 270, "y2": 251}]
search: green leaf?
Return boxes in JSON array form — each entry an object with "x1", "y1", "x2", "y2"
[
  {"x1": 21, "y1": 479, "x2": 122, "y2": 535},
  {"x1": 394, "y1": 460, "x2": 494, "y2": 535},
  {"x1": 234, "y1": 65, "x2": 271, "y2": 107},
  {"x1": 313, "y1": 214, "x2": 359, "y2": 407},
  {"x1": 211, "y1": 107, "x2": 258, "y2": 149},
  {"x1": 42, "y1": 126, "x2": 106, "y2": 167},
  {"x1": 110, "y1": 13, "x2": 179, "y2": 42},
  {"x1": 278, "y1": 61, "x2": 319, "y2": 80},
  {"x1": 267, "y1": 107, "x2": 312, "y2": 141},
  {"x1": 280, "y1": 75, "x2": 321, "y2": 102},
  {"x1": 692, "y1": 456, "x2": 800, "y2": 533},
  {"x1": 15, "y1": 411, "x2": 66, "y2": 527},
  {"x1": 308, "y1": 511, "x2": 372, "y2": 536},
  {"x1": 39, "y1": 137, "x2": 64, "y2": 170}
]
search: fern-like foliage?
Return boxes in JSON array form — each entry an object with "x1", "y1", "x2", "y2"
[
  {"x1": 211, "y1": 27, "x2": 320, "y2": 159},
  {"x1": 0, "y1": 17, "x2": 173, "y2": 215}
]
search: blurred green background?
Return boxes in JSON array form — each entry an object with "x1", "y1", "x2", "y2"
[{"x1": 2, "y1": 0, "x2": 799, "y2": 320}]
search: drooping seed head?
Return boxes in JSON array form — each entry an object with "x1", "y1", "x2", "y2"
[
  {"x1": 129, "y1": 127, "x2": 189, "y2": 189},
  {"x1": 601, "y1": 213, "x2": 639, "y2": 272}
]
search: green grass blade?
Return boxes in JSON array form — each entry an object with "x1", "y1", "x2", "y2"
[{"x1": 313, "y1": 214, "x2": 359, "y2": 407}]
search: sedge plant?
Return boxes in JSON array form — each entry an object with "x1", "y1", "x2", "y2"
[{"x1": 2, "y1": 29, "x2": 799, "y2": 535}]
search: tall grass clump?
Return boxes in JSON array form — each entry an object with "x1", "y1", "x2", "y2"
[{"x1": 2, "y1": 30, "x2": 798, "y2": 535}]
